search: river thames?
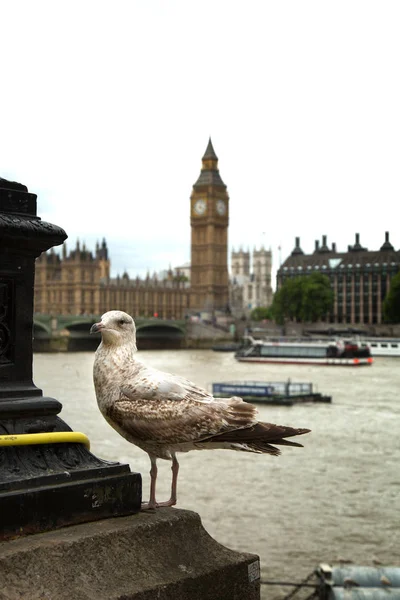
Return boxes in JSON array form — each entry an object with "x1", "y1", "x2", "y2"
[{"x1": 33, "y1": 350, "x2": 400, "y2": 599}]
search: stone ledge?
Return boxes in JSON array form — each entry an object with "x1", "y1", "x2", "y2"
[{"x1": 0, "y1": 508, "x2": 260, "y2": 600}]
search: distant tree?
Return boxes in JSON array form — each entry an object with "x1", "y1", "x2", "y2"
[
  {"x1": 301, "y1": 273, "x2": 334, "y2": 322},
  {"x1": 271, "y1": 273, "x2": 333, "y2": 324},
  {"x1": 271, "y1": 277, "x2": 304, "y2": 324},
  {"x1": 250, "y1": 306, "x2": 273, "y2": 321},
  {"x1": 383, "y1": 271, "x2": 400, "y2": 323},
  {"x1": 173, "y1": 274, "x2": 189, "y2": 283}
]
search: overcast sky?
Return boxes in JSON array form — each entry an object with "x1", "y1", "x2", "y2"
[{"x1": 1, "y1": 1, "x2": 399, "y2": 286}]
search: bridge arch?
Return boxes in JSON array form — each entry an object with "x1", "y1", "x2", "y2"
[
  {"x1": 33, "y1": 315, "x2": 187, "y2": 350},
  {"x1": 33, "y1": 321, "x2": 51, "y2": 336},
  {"x1": 64, "y1": 320, "x2": 97, "y2": 333},
  {"x1": 135, "y1": 320, "x2": 186, "y2": 334},
  {"x1": 135, "y1": 321, "x2": 186, "y2": 349}
]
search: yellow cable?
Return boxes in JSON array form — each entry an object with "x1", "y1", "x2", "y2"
[{"x1": 0, "y1": 432, "x2": 90, "y2": 450}]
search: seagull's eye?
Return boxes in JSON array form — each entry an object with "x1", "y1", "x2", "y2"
[{"x1": 118, "y1": 319, "x2": 126, "y2": 326}]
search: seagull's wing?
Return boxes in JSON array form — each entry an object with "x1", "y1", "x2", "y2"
[
  {"x1": 106, "y1": 366, "x2": 257, "y2": 445},
  {"x1": 121, "y1": 365, "x2": 215, "y2": 404}
]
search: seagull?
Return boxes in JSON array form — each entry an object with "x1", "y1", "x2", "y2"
[{"x1": 90, "y1": 310, "x2": 311, "y2": 509}]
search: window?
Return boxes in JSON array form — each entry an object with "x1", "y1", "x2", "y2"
[{"x1": 391, "y1": 344, "x2": 398, "y2": 348}]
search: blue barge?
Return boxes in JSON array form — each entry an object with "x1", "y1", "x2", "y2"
[{"x1": 212, "y1": 381, "x2": 331, "y2": 405}]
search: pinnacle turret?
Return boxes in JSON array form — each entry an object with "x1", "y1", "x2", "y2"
[
  {"x1": 202, "y1": 137, "x2": 218, "y2": 161},
  {"x1": 193, "y1": 138, "x2": 226, "y2": 189}
]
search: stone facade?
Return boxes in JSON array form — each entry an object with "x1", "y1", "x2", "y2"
[
  {"x1": 277, "y1": 232, "x2": 400, "y2": 325},
  {"x1": 230, "y1": 247, "x2": 273, "y2": 316},
  {"x1": 34, "y1": 239, "x2": 191, "y2": 318}
]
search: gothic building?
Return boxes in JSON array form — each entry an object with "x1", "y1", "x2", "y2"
[
  {"x1": 230, "y1": 247, "x2": 273, "y2": 316},
  {"x1": 34, "y1": 238, "x2": 191, "y2": 318},
  {"x1": 277, "y1": 232, "x2": 400, "y2": 325},
  {"x1": 34, "y1": 140, "x2": 230, "y2": 318}
]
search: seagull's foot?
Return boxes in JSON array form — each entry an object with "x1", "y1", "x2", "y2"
[
  {"x1": 141, "y1": 497, "x2": 177, "y2": 510},
  {"x1": 141, "y1": 501, "x2": 157, "y2": 511},
  {"x1": 155, "y1": 498, "x2": 177, "y2": 508}
]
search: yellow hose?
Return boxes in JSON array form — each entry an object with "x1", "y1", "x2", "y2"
[{"x1": 0, "y1": 432, "x2": 90, "y2": 450}]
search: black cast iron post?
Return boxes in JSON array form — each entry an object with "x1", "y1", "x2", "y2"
[{"x1": 0, "y1": 178, "x2": 141, "y2": 540}]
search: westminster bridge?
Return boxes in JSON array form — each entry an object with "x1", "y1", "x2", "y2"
[{"x1": 33, "y1": 314, "x2": 232, "y2": 351}]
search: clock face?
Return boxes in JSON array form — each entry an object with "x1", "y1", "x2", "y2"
[
  {"x1": 194, "y1": 198, "x2": 207, "y2": 215},
  {"x1": 216, "y1": 199, "x2": 226, "y2": 216}
]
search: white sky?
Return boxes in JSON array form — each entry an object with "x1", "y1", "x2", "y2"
[{"x1": 1, "y1": 1, "x2": 399, "y2": 286}]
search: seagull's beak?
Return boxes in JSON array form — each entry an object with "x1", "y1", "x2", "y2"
[{"x1": 90, "y1": 322, "x2": 104, "y2": 334}]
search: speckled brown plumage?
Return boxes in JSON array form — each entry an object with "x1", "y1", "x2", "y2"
[{"x1": 91, "y1": 310, "x2": 310, "y2": 509}]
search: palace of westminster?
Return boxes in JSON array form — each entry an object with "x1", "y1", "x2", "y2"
[
  {"x1": 34, "y1": 140, "x2": 400, "y2": 325},
  {"x1": 34, "y1": 140, "x2": 273, "y2": 320}
]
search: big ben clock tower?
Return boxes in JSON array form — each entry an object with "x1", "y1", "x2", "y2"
[{"x1": 190, "y1": 138, "x2": 229, "y2": 313}]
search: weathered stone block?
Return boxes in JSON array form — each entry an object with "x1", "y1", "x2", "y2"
[{"x1": 0, "y1": 509, "x2": 260, "y2": 599}]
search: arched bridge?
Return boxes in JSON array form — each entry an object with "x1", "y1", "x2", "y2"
[{"x1": 33, "y1": 314, "x2": 187, "y2": 350}]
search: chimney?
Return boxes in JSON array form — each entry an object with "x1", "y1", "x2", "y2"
[
  {"x1": 291, "y1": 236, "x2": 304, "y2": 256},
  {"x1": 380, "y1": 230, "x2": 394, "y2": 251},
  {"x1": 320, "y1": 235, "x2": 330, "y2": 253},
  {"x1": 355, "y1": 233, "x2": 360, "y2": 245},
  {"x1": 332, "y1": 242, "x2": 336, "y2": 252},
  {"x1": 314, "y1": 240, "x2": 320, "y2": 252}
]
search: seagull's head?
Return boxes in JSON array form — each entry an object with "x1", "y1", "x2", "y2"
[{"x1": 90, "y1": 310, "x2": 137, "y2": 348}]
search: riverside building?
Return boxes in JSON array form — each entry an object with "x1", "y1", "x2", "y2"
[{"x1": 277, "y1": 233, "x2": 400, "y2": 325}]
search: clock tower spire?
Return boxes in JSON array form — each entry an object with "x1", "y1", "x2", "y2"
[{"x1": 190, "y1": 139, "x2": 229, "y2": 313}]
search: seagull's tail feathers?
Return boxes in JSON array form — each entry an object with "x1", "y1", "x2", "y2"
[
  {"x1": 218, "y1": 395, "x2": 258, "y2": 425},
  {"x1": 201, "y1": 422, "x2": 311, "y2": 456}
]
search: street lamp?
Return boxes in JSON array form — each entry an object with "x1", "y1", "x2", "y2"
[{"x1": 0, "y1": 178, "x2": 141, "y2": 540}]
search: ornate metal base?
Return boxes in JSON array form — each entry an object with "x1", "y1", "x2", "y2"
[
  {"x1": 0, "y1": 397, "x2": 142, "y2": 541},
  {"x1": 0, "y1": 461, "x2": 141, "y2": 541}
]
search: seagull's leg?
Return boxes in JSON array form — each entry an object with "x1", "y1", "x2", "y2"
[
  {"x1": 156, "y1": 453, "x2": 179, "y2": 508},
  {"x1": 141, "y1": 454, "x2": 158, "y2": 510}
]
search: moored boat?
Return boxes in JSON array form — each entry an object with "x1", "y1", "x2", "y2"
[
  {"x1": 234, "y1": 336, "x2": 373, "y2": 366},
  {"x1": 212, "y1": 381, "x2": 331, "y2": 405},
  {"x1": 358, "y1": 337, "x2": 400, "y2": 357}
]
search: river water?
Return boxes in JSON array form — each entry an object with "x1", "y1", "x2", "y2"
[{"x1": 33, "y1": 350, "x2": 400, "y2": 599}]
